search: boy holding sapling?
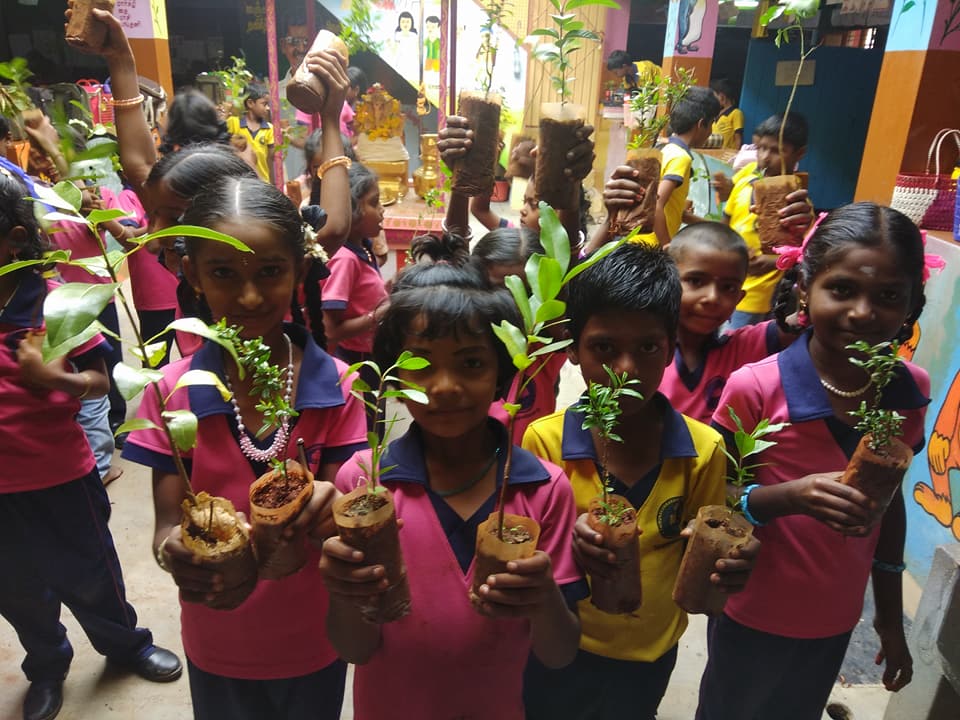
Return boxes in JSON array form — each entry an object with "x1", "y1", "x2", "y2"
[{"x1": 521, "y1": 243, "x2": 759, "y2": 719}]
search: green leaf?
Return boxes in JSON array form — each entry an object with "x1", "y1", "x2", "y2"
[
  {"x1": 525, "y1": 254, "x2": 545, "y2": 303},
  {"x1": 398, "y1": 388, "x2": 429, "y2": 404},
  {"x1": 503, "y1": 402, "x2": 522, "y2": 417},
  {"x1": 130, "y1": 340, "x2": 168, "y2": 368},
  {"x1": 41, "y1": 283, "x2": 117, "y2": 361},
  {"x1": 513, "y1": 353, "x2": 534, "y2": 371},
  {"x1": 534, "y1": 299, "x2": 566, "y2": 326},
  {"x1": 169, "y1": 369, "x2": 231, "y2": 401},
  {"x1": 537, "y1": 204, "x2": 570, "y2": 274},
  {"x1": 529, "y1": 338, "x2": 571, "y2": 357},
  {"x1": 504, "y1": 274, "x2": 533, "y2": 330},
  {"x1": 71, "y1": 141, "x2": 118, "y2": 162},
  {"x1": 113, "y1": 362, "x2": 164, "y2": 401},
  {"x1": 536, "y1": 256, "x2": 564, "y2": 304},
  {"x1": 0, "y1": 255, "x2": 60, "y2": 277},
  {"x1": 565, "y1": 0, "x2": 620, "y2": 9},
  {"x1": 114, "y1": 418, "x2": 160, "y2": 436},
  {"x1": 562, "y1": 238, "x2": 625, "y2": 284},
  {"x1": 527, "y1": 28, "x2": 559, "y2": 38},
  {"x1": 759, "y1": 5, "x2": 785, "y2": 27},
  {"x1": 562, "y1": 29, "x2": 598, "y2": 42},
  {"x1": 164, "y1": 318, "x2": 243, "y2": 374},
  {"x1": 491, "y1": 321, "x2": 529, "y2": 366},
  {"x1": 547, "y1": 0, "x2": 562, "y2": 11},
  {"x1": 52, "y1": 181, "x2": 82, "y2": 212},
  {"x1": 351, "y1": 378, "x2": 372, "y2": 393},
  {"x1": 86, "y1": 208, "x2": 133, "y2": 226},
  {"x1": 145, "y1": 225, "x2": 253, "y2": 254},
  {"x1": 66, "y1": 250, "x2": 126, "y2": 279},
  {"x1": 162, "y1": 409, "x2": 199, "y2": 452},
  {"x1": 902, "y1": 0, "x2": 915, "y2": 10},
  {"x1": 396, "y1": 354, "x2": 430, "y2": 371}
]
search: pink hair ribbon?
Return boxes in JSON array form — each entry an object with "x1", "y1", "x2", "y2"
[
  {"x1": 919, "y1": 230, "x2": 946, "y2": 282},
  {"x1": 773, "y1": 211, "x2": 828, "y2": 271}
]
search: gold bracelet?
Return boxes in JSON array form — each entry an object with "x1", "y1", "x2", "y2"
[
  {"x1": 155, "y1": 537, "x2": 171, "y2": 573},
  {"x1": 316, "y1": 156, "x2": 352, "y2": 179},
  {"x1": 111, "y1": 94, "x2": 145, "y2": 108},
  {"x1": 76, "y1": 371, "x2": 92, "y2": 400}
]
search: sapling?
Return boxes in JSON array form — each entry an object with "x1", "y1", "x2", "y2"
[
  {"x1": 718, "y1": 406, "x2": 790, "y2": 508},
  {"x1": 626, "y1": 68, "x2": 693, "y2": 151},
  {"x1": 846, "y1": 340, "x2": 906, "y2": 454}
]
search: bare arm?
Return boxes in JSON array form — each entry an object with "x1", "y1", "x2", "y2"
[
  {"x1": 871, "y1": 491, "x2": 912, "y2": 692},
  {"x1": 653, "y1": 179, "x2": 676, "y2": 247},
  {"x1": 470, "y1": 193, "x2": 502, "y2": 231},
  {"x1": 437, "y1": 116, "x2": 472, "y2": 237},
  {"x1": 322, "y1": 308, "x2": 377, "y2": 346},
  {"x1": 17, "y1": 337, "x2": 110, "y2": 399}
]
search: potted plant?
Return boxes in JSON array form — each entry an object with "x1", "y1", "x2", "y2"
[
  {"x1": 840, "y1": 340, "x2": 913, "y2": 518},
  {"x1": 612, "y1": 69, "x2": 694, "y2": 238},
  {"x1": 673, "y1": 408, "x2": 787, "y2": 615},
  {"x1": 286, "y1": 33, "x2": 350, "y2": 116},
  {"x1": 2, "y1": 181, "x2": 258, "y2": 609},
  {"x1": 471, "y1": 203, "x2": 623, "y2": 606},
  {"x1": 573, "y1": 365, "x2": 644, "y2": 614},
  {"x1": 211, "y1": 55, "x2": 255, "y2": 117},
  {"x1": 754, "y1": 0, "x2": 819, "y2": 252},
  {"x1": 528, "y1": 0, "x2": 619, "y2": 209},
  {"x1": 334, "y1": 351, "x2": 430, "y2": 623},
  {"x1": 65, "y1": 0, "x2": 116, "y2": 53},
  {"x1": 0, "y1": 57, "x2": 43, "y2": 159}
]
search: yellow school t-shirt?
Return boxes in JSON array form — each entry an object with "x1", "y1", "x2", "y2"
[
  {"x1": 630, "y1": 138, "x2": 694, "y2": 247},
  {"x1": 726, "y1": 174, "x2": 782, "y2": 314},
  {"x1": 227, "y1": 115, "x2": 275, "y2": 182},
  {"x1": 712, "y1": 107, "x2": 745, "y2": 150},
  {"x1": 522, "y1": 403, "x2": 726, "y2": 662}
]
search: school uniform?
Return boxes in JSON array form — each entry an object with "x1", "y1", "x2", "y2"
[
  {"x1": 122, "y1": 323, "x2": 366, "y2": 719},
  {"x1": 489, "y1": 351, "x2": 566, "y2": 444},
  {"x1": 711, "y1": 106, "x2": 745, "y2": 150},
  {"x1": 320, "y1": 239, "x2": 387, "y2": 358},
  {"x1": 632, "y1": 136, "x2": 694, "y2": 247},
  {"x1": 695, "y1": 332, "x2": 930, "y2": 720},
  {"x1": 0, "y1": 271, "x2": 155, "y2": 683},
  {"x1": 334, "y1": 419, "x2": 586, "y2": 720},
  {"x1": 659, "y1": 321, "x2": 781, "y2": 425},
  {"x1": 227, "y1": 115, "x2": 275, "y2": 182},
  {"x1": 522, "y1": 394, "x2": 726, "y2": 718}
]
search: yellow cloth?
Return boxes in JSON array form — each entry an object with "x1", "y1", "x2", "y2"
[
  {"x1": 631, "y1": 138, "x2": 693, "y2": 246},
  {"x1": 731, "y1": 161, "x2": 758, "y2": 187},
  {"x1": 712, "y1": 107, "x2": 745, "y2": 150},
  {"x1": 522, "y1": 409, "x2": 726, "y2": 662},
  {"x1": 227, "y1": 115, "x2": 275, "y2": 182},
  {"x1": 726, "y1": 173, "x2": 782, "y2": 314}
]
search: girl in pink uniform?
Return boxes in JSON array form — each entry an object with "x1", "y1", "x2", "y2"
[
  {"x1": 696, "y1": 203, "x2": 935, "y2": 720},
  {"x1": 319, "y1": 264, "x2": 585, "y2": 719}
]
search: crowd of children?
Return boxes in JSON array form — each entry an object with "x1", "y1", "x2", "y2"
[{"x1": 0, "y1": 7, "x2": 941, "y2": 720}]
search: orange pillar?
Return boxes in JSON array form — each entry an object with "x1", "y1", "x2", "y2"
[
  {"x1": 661, "y1": 0, "x2": 718, "y2": 84},
  {"x1": 855, "y1": 0, "x2": 960, "y2": 203},
  {"x1": 116, "y1": 0, "x2": 173, "y2": 99}
]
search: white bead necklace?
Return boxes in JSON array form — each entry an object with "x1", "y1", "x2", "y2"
[
  {"x1": 226, "y1": 333, "x2": 295, "y2": 463},
  {"x1": 819, "y1": 376, "x2": 872, "y2": 399}
]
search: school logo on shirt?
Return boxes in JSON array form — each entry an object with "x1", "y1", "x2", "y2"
[{"x1": 657, "y1": 496, "x2": 683, "y2": 538}]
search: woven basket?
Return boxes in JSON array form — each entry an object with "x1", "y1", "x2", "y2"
[{"x1": 891, "y1": 129, "x2": 959, "y2": 232}]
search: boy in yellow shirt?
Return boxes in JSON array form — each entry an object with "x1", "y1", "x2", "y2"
[
  {"x1": 709, "y1": 79, "x2": 745, "y2": 150},
  {"x1": 227, "y1": 83, "x2": 275, "y2": 184}
]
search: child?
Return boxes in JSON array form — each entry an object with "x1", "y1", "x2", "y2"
[
  {"x1": 318, "y1": 266, "x2": 585, "y2": 719},
  {"x1": 227, "y1": 83, "x2": 276, "y2": 184},
  {"x1": 660, "y1": 222, "x2": 802, "y2": 425},
  {"x1": 340, "y1": 67, "x2": 367, "y2": 140},
  {"x1": 709, "y1": 79, "x2": 744, "y2": 150},
  {"x1": 725, "y1": 112, "x2": 809, "y2": 329},
  {"x1": 122, "y1": 176, "x2": 366, "y2": 720},
  {"x1": 0, "y1": 172, "x2": 181, "y2": 720},
  {"x1": 521, "y1": 243, "x2": 758, "y2": 720},
  {"x1": 320, "y1": 162, "x2": 387, "y2": 362},
  {"x1": 695, "y1": 202, "x2": 931, "y2": 720},
  {"x1": 473, "y1": 227, "x2": 568, "y2": 443}
]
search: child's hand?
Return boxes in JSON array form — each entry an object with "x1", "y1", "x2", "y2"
[
  {"x1": 16, "y1": 331, "x2": 61, "y2": 392},
  {"x1": 64, "y1": 3, "x2": 132, "y2": 59},
  {"x1": 746, "y1": 249, "x2": 778, "y2": 276},
  {"x1": 602, "y1": 165, "x2": 645, "y2": 218},
  {"x1": 437, "y1": 116, "x2": 473, "y2": 169},
  {"x1": 572, "y1": 512, "x2": 620, "y2": 579},
  {"x1": 473, "y1": 550, "x2": 557, "y2": 619},
  {"x1": 711, "y1": 171, "x2": 733, "y2": 202},
  {"x1": 713, "y1": 532, "x2": 760, "y2": 594},
  {"x1": 875, "y1": 621, "x2": 912, "y2": 691},
  {"x1": 779, "y1": 188, "x2": 815, "y2": 237},
  {"x1": 318, "y1": 535, "x2": 391, "y2": 599},
  {"x1": 562, "y1": 125, "x2": 595, "y2": 182},
  {"x1": 282, "y1": 481, "x2": 339, "y2": 548},
  {"x1": 161, "y1": 524, "x2": 252, "y2": 605},
  {"x1": 303, "y1": 49, "x2": 349, "y2": 121},
  {"x1": 790, "y1": 472, "x2": 876, "y2": 535}
]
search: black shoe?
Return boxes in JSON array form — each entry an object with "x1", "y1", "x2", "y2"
[
  {"x1": 122, "y1": 646, "x2": 183, "y2": 683},
  {"x1": 23, "y1": 680, "x2": 63, "y2": 720}
]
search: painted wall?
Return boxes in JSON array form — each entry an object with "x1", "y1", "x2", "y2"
[
  {"x1": 738, "y1": 40, "x2": 884, "y2": 210},
  {"x1": 900, "y1": 234, "x2": 960, "y2": 586}
]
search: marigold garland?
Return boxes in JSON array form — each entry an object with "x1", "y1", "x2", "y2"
[{"x1": 355, "y1": 83, "x2": 404, "y2": 141}]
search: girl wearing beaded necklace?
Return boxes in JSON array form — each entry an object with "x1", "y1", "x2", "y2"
[
  {"x1": 695, "y1": 203, "x2": 939, "y2": 720},
  {"x1": 121, "y1": 173, "x2": 367, "y2": 720}
]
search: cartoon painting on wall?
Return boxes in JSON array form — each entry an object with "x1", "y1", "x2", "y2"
[
  {"x1": 675, "y1": 0, "x2": 706, "y2": 54},
  {"x1": 369, "y1": 1, "x2": 442, "y2": 108}
]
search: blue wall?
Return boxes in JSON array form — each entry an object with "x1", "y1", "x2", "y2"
[{"x1": 739, "y1": 41, "x2": 884, "y2": 209}]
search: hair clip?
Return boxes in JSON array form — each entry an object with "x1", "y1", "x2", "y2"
[
  {"x1": 919, "y1": 230, "x2": 946, "y2": 282},
  {"x1": 773, "y1": 211, "x2": 828, "y2": 271}
]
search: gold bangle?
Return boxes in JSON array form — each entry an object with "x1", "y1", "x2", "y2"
[
  {"x1": 76, "y1": 371, "x2": 92, "y2": 400},
  {"x1": 316, "y1": 156, "x2": 352, "y2": 179},
  {"x1": 111, "y1": 94, "x2": 145, "y2": 108},
  {"x1": 155, "y1": 537, "x2": 171, "y2": 573}
]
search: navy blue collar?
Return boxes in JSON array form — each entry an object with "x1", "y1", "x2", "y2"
[
  {"x1": 779, "y1": 331, "x2": 929, "y2": 422},
  {"x1": 187, "y1": 323, "x2": 345, "y2": 419},
  {"x1": 668, "y1": 136, "x2": 693, "y2": 158},
  {"x1": 719, "y1": 106, "x2": 736, "y2": 117},
  {"x1": 380, "y1": 418, "x2": 550, "y2": 487},
  {"x1": 0, "y1": 271, "x2": 45, "y2": 328},
  {"x1": 344, "y1": 238, "x2": 379, "y2": 269},
  {"x1": 562, "y1": 392, "x2": 698, "y2": 461},
  {"x1": 239, "y1": 116, "x2": 270, "y2": 130}
]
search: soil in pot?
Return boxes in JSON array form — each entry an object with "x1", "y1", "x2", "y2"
[
  {"x1": 536, "y1": 103, "x2": 585, "y2": 211},
  {"x1": 841, "y1": 435, "x2": 913, "y2": 521},
  {"x1": 333, "y1": 485, "x2": 410, "y2": 623},
  {"x1": 180, "y1": 492, "x2": 258, "y2": 610},
  {"x1": 453, "y1": 91, "x2": 502, "y2": 197},
  {"x1": 286, "y1": 30, "x2": 350, "y2": 115},
  {"x1": 65, "y1": 0, "x2": 116, "y2": 53},
  {"x1": 249, "y1": 460, "x2": 315, "y2": 580},
  {"x1": 754, "y1": 174, "x2": 803, "y2": 254},
  {"x1": 470, "y1": 512, "x2": 540, "y2": 609},
  {"x1": 586, "y1": 494, "x2": 641, "y2": 614},
  {"x1": 610, "y1": 148, "x2": 661, "y2": 237},
  {"x1": 673, "y1": 505, "x2": 752, "y2": 616}
]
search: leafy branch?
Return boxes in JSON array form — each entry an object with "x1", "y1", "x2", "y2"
[
  {"x1": 479, "y1": 0, "x2": 511, "y2": 96},
  {"x1": 846, "y1": 340, "x2": 906, "y2": 452},
  {"x1": 339, "y1": 0, "x2": 383, "y2": 56},
  {"x1": 718, "y1": 407, "x2": 789, "y2": 509},
  {"x1": 627, "y1": 68, "x2": 694, "y2": 150}
]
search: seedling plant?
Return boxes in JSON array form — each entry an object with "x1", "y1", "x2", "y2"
[
  {"x1": 627, "y1": 68, "x2": 694, "y2": 150},
  {"x1": 846, "y1": 340, "x2": 906, "y2": 454},
  {"x1": 718, "y1": 406, "x2": 790, "y2": 509}
]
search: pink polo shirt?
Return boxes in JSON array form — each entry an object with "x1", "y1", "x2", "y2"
[
  {"x1": 335, "y1": 421, "x2": 584, "y2": 720},
  {"x1": 123, "y1": 324, "x2": 366, "y2": 679},
  {"x1": 661, "y1": 321, "x2": 783, "y2": 425},
  {"x1": 490, "y1": 351, "x2": 567, "y2": 444},
  {"x1": 101, "y1": 187, "x2": 178, "y2": 313},
  {"x1": 50, "y1": 216, "x2": 112, "y2": 286},
  {"x1": 0, "y1": 273, "x2": 106, "y2": 493},
  {"x1": 320, "y1": 240, "x2": 387, "y2": 353},
  {"x1": 713, "y1": 333, "x2": 929, "y2": 639}
]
